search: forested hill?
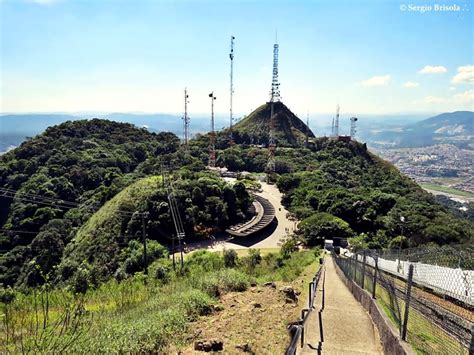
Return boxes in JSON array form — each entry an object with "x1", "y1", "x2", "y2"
[
  {"x1": 219, "y1": 101, "x2": 315, "y2": 146},
  {"x1": 0, "y1": 118, "x2": 471, "y2": 289},
  {"x1": 0, "y1": 119, "x2": 252, "y2": 287},
  {"x1": 0, "y1": 119, "x2": 180, "y2": 286}
]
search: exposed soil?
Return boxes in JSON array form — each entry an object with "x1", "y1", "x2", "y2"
[{"x1": 179, "y1": 264, "x2": 317, "y2": 354}]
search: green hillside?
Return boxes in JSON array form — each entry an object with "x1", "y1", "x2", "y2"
[
  {"x1": 224, "y1": 101, "x2": 314, "y2": 146},
  {"x1": 0, "y1": 118, "x2": 472, "y2": 289},
  {"x1": 61, "y1": 173, "x2": 251, "y2": 283}
]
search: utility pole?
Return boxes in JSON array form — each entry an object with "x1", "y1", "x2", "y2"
[
  {"x1": 229, "y1": 35, "x2": 235, "y2": 144},
  {"x1": 141, "y1": 212, "x2": 148, "y2": 275},
  {"x1": 209, "y1": 92, "x2": 217, "y2": 168}
]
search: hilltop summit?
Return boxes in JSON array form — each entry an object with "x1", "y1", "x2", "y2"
[{"x1": 230, "y1": 101, "x2": 315, "y2": 146}]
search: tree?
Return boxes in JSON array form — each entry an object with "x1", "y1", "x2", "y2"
[{"x1": 298, "y1": 212, "x2": 354, "y2": 247}]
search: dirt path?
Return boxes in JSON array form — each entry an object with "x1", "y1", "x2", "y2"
[
  {"x1": 180, "y1": 262, "x2": 319, "y2": 354},
  {"x1": 300, "y1": 257, "x2": 383, "y2": 354},
  {"x1": 184, "y1": 180, "x2": 296, "y2": 252}
]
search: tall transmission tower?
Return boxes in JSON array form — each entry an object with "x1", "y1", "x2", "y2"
[
  {"x1": 209, "y1": 92, "x2": 217, "y2": 167},
  {"x1": 182, "y1": 88, "x2": 190, "y2": 149},
  {"x1": 229, "y1": 35, "x2": 235, "y2": 143},
  {"x1": 267, "y1": 34, "x2": 280, "y2": 174},
  {"x1": 334, "y1": 104, "x2": 340, "y2": 137},
  {"x1": 350, "y1": 117, "x2": 358, "y2": 139}
]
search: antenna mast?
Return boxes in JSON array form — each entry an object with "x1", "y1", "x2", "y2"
[
  {"x1": 334, "y1": 104, "x2": 340, "y2": 137},
  {"x1": 209, "y1": 92, "x2": 217, "y2": 167},
  {"x1": 350, "y1": 117, "x2": 358, "y2": 139},
  {"x1": 183, "y1": 88, "x2": 190, "y2": 149},
  {"x1": 267, "y1": 33, "x2": 280, "y2": 174},
  {"x1": 229, "y1": 35, "x2": 235, "y2": 143}
]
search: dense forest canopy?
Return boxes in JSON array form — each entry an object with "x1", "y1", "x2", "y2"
[{"x1": 0, "y1": 118, "x2": 471, "y2": 289}]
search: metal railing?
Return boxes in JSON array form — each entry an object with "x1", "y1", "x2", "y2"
[
  {"x1": 285, "y1": 257, "x2": 325, "y2": 355},
  {"x1": 334, "y1": 247, "x2": 473, "y2": 355}
]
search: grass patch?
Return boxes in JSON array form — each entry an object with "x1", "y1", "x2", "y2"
[
  {"x1": 1, "y1": 247, "x2": 320, "y2": 353},
  {"x1": 420, "y1": 183, "x2": 474, "y2": 198}
]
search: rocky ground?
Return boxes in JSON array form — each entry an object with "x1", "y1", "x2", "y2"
[{"x1": 179, "y1": 263, "x2": 318, "y2": 354}]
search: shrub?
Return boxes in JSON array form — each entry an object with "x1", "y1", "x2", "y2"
[
  {"x1": 185, "y1": 250, "x2": 224, "y2": 272},
  {"x1": 177, "y1": 289, "x2": 214, "y2": 320},
  {"x1": 218, "y1": 269, "x2": 250, "y2": 292},
  {"x1": 154, "y1": 265, "x2": 170, "y2": 283},
  {"x1": 223, "y1": 249, "x2": 238, "y2": 268},
  {"x1": 281, "y1": 238, "x2": 298, "y2": 259},
  {"x1": 71, "y1": 267, "x2": 90, "y2": 294},
  {"x1": 245, "y1": 248, "x2": 261, "y2": 268}
]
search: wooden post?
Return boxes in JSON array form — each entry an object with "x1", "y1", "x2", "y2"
[{"x1": 401, "y1": 264, "x2": 414, "y2": 341}]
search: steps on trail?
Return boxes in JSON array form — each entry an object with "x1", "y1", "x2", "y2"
[{"x1": 226, "y1": 195, "x2": 275, "y2": 237}]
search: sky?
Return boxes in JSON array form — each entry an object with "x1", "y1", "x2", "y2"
[{"x1": 0, "y1": 0, "x2": 473, "y2": 117}]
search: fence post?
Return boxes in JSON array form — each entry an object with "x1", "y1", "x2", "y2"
[
  {"x1": 308, "y1": 281, "x2": 313, "y2": 308},
  {"x1": 353, "y1": 254, "x2": 357, "y2": 282},
  {"x1": 361, "y1": 252, "x2": 367, "y2": 289},
  {"x1": 372, "y1": 254, "x2": 378, "y2": 299},
  {"x1": 401, "y1": 264, "x2": 414, "y2": 341}
]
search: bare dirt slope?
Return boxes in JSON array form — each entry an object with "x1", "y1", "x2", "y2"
[{"x1": 180, "y1": 263, "x2": 318, "y2": 354}]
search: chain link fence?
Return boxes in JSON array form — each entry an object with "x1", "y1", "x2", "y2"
[{"x1": 334, "y1": 245, "x2": 473, "y2": 355}]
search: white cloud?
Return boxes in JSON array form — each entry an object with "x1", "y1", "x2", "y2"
[
  {"x1": 453, "y1": 89, "x2": 474, "y2": 103},
  {"x1": 449, "y1": 87, "x2": 456, "y2": 91},
  {"x1": 29, "y1": 0, "x2": 60, "y2": 5},
  {"x1": 360, "y1": 75, "x2": 391, "y2": 87},
  {"x1": 451, "y1": 65, "x2": 474, "y2": 84},
  {"x1": 419, "y1": 96, "x2": 446, "y2": 104},
  {"x1": 418, "y1": 65, "x2": 447, "y2": 74},
  {"x1": 414, "y1": 89, "x2": 474, "y2": 105},
  {"x1": 404, "y1": 81, "x2": 419, "y2": 88}
]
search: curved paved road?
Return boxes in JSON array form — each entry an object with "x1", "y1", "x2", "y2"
[{"x1": 184, "y1": 180, "x2": 296, "y2": 252}]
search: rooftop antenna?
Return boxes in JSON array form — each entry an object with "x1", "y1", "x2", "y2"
[
  {"x1": 229, "y1": 35, "x2": 235, "y2": 144},
  {"x1": 267, "y1": 31, "x2": 280, "y2": 175},
  {"x1": 182, "y1": 88, "x2": 190, "y2": 149},
  {"x1": 350, "y1": 117, "x2": 358, "y2": 139},
  {"x1": 334, "y1": 104, "x2": 340, "y2": 137},
  {"x1": 209, "y1": 92, "x2": 217, "y2": 167}
]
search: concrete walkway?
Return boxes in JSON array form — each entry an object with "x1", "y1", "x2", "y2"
[{"x1": 300, "y1": 257, "x2": 383, "y2": 354}]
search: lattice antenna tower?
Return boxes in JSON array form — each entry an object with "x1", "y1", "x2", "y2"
[
  {"x1": 267, "y1": 32, "x2": 280, "y2": 174},
  {"x1": 229, "y1": 35, "x2": 235, "y2": 143},
  {"x1": 182, "y1": 88, "x2": 190, "y2": 149},
  {"x1": 209, "y1": 92, "x2": 217, "y2": 167},
  {"x1": 350, "y1": 117, "x2": 358, "y2": 139},
  {"x1": 334, "y1": 104, "x2": 340, "y2": 137}
]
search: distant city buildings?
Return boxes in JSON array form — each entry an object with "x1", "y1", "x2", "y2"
[{"x1": 375, "y1": 144, "x2": 474, "y2": 194}]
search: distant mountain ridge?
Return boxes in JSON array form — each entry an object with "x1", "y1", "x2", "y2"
[{"x1": 365, "y1": 111, "x2": 473, "y2": 148}]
